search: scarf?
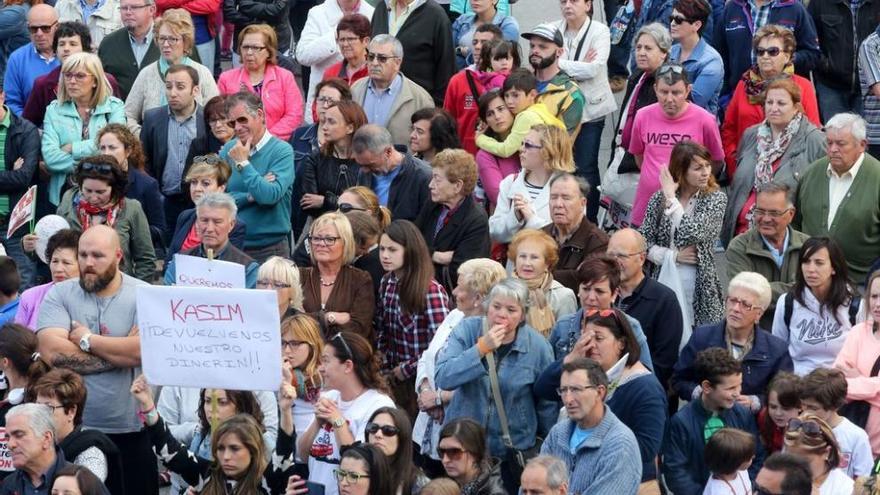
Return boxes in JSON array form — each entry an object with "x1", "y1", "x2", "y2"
[
  {"x1": 515, "y1": 271, "x2": 556, "y2": 336},
  {"x1": 742, "y1": 63, "x2": 794, "y2": 104},
  {"x1": 743, "y1": 112, "x2": 803, "y2": 228},
  {"x1": 75, "y1": 192, "x2": 123, "y2": 230},
  {"x1": 158, "y1": 56, "x2": 195, "y2": 105},
  {"x1": 291, "y1": 368, "x2": 321, "y2": 404}
]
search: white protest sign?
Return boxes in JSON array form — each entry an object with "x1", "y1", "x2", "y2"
[
  {"x1": 174, "y1": 253, "x2": 246, "y2": 288},
  {"x1": 137, "y1": 285, "x2": 282, "y2": 391}
]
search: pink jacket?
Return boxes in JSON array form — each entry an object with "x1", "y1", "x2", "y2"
[
  {"x1": 218, "y1": 64, "x2": 303, "y2": 141},
  {"x1": 834, "y1": 321, "x2": 880, "y2": 456}
]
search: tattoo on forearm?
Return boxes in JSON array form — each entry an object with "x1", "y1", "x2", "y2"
[{"x1": 52, "y1": 353, "x2": 115, "y2": 375}]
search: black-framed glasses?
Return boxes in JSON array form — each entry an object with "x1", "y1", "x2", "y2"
[
  {"x1": 79, "y1": 163, "x2": 114, "y2": 174},
  {"x1": 240, "y1": 45, "x2": 266, "y2": 53},
  {"x1": 36, "y1": 403, "x2": 66, "y2": 412},
  {"x1": 333, "y1": 468, "x2": 369, "y2": 484},
  {"x1": 366, "y1": 51, "x2": 398, "y2": 64},
  {"x1": 669, "y1": 14, "x2": 693, "y2": 24},
  {"x1": 317, "y1": 96, "x2": 339, "y2": 106},
  {"x1": 338, "y1": 203, "x2": 367, "y2": 213},
  {"x1": 226, "y1": 115, "x2": 250, "y2": 129},
  {"x1": 365, "y1": 423, "x2": 400, "y2": 436},
  {"x1": 786, "y1": 418, "x2": 824, "y2": 438},
  {"x1": 193, "y1": 154, "x2": 221, "y2": 165},
  {"x1": 333, "y1": 332, "x2": 354, "y2": 362},
  {"x1": 556, "y1": 385, "x2": 598, "y2": 397},
  {"x1": 755, "y1": 47, "x2": 783, "y2": 57},
  {"x1": 753, "y1": 207, "x2": 792, "y2": 218},
  {"x1": 281, "y1": 339, "x2": 307, "y2": 349},
  {"x1": 307, "y1": 235, "x2": 340, "y2": 246},
  {"x1": 28, "y1": 22, "x2": 56, "y2": 33}
]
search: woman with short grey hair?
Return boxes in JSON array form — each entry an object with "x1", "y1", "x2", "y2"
[{"x1": 435, "y1": 277, "x2": 557, "y2": 493}]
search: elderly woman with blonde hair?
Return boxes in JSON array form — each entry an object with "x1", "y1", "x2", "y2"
[
  {"x1": 300, "y1": 212, "x2": 375, "y2": 338},
  {"x1": 124, "y1": 8, "x2": 219, "y2": 133},
  {"x1": 256, "y1": 256, "x2": 304, "y2": 321}
]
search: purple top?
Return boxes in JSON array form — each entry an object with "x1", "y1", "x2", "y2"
[
  {"x1": 476, "y1": 150, "x2": 521, "y2": 208},
  {"x1": 14, "y1": 282, "x2": 54, "y2": 331}
]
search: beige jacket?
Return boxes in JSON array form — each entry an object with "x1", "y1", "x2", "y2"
[{"x1": 351, "y1": 74, "x2": 434, "y2": 148}]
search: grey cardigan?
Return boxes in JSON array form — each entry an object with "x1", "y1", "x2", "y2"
[{"x1": 722, "y1": 118, "x2": 826, "y2": 245}]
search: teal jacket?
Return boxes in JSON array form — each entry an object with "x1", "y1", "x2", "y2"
[
  {"x1": 41, "y1": 96, "x2": 125, "y2": 205},
  {"x1": 221, "y1": 135, "x2": 295, "y2": 249}
]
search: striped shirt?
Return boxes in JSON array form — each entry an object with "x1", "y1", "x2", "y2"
[
  {"x1": 859, "y1": 32, "x2": 880, "y2": 144},
  {"x1": 524, "y1": 178, "x2": 543, "y2": 202}
]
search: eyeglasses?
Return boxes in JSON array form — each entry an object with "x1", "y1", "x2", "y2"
[
  {"x1": 437, "y1": 447, "x2": 468, "y2": 460},
  {"x1": 337, "y1": 37, "x2": 361, "y2": 45},
  {"x1": 333, "y1": 332, "x2": 354, "y2": 362},
  {"x1": 193, "y1": 154, "x2": 221, "y2": 165},
  {"x1": 28, "y1": 22, "x2": 56, "y2": 34},
  {"x1": 338, "y1": 203, "x2": 367, "y2": 213},
  {"x1": 522, "y1": 141, "x2": 543, "y2": 150},
  {"x1": 669, "y1": 14, "x2": 693, "y2": 24},
  {"x1": 241, "y1": 45, "x2": 266, "y2": 53},
  {"x1": 118, "y1": 4, "x2": 149, "y2": 12},
  {"x1": 226, "y1": 115, "x2": 250, "y2": 129},
  {"x1": 62, "y1": 71, "x2": 90, "y2": 82},
  {"x1": 786, "y1": 418, "x2": 825, "y2": 437},
  {"x1": 333, "y1": 468, "x2": 369, "y2": 484},
  {"x1": 157, "y1": 35, "x2": 182, "y2": 45},
  {"x1": 37, "y1": 403, "x2": 65, "y2": 412},
  {"x1": 307, "y1": 235, "x2": 340, "y2": 246},
  {"x1": 365, "y1": 423, "x2": 400, "y2": 436},
  {"x1": 208, "y1": 119, "x2": 227, "y2": 128},
  {"x1": 281, "y1": 339, "x2": 307, "y2": 349},
  {"x1": 556, "y1": 385, "x2": 598, "y2": 397},
  {"x1": 317, "y1": 96, "x2": 339, "y2": 106},
  {"x1": 79, "y1": 163, "x2": 114, "y2": 174},
  {"x1": 657, "y1": 63, "x2": 685, "y2": 76},
  {"x1": 256, "y1": 279, "x2": 291, "y2": 289},
  {"x1": 366, "y1": 52, "x2": 398, "y2": 64},
  {"x1": 607, "y1": 251, "x2": 645, "y2": 260},
  {"x1": 755, "y1": 47, "x2": 783, "y2": 57},
  {"x1": 753, "y1": 207, "x2": 791, "y2": 218},
  {"x1": 726, "y1": 296, "x2": 758, "y2": 312}
]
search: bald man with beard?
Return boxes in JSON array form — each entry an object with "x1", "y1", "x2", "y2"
[{"x1": 36, "y1": 225, "x2": 157, "y2": 495}]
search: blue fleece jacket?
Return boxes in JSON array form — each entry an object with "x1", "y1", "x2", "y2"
[{"x1": 3, "y1": 42, "x2": 58, "y2": 116}]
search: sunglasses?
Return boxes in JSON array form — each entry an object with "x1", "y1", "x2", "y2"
[
  {"x1": 669, "y1": 14, "x2": 692, "y2": 24},
  {"x1": 79, "y1": 163, "x2": 114, "y2": 174},
  {"x1": 338, "y1": 203, "x2": 367, "y2": 213},
  {"x1": 437, "y1": 447, "x2": 467, "y2": 460},
  {"x1": 28, "y1": 22, "x2": 56, "y2": 33},
  {"x1": 365, "y1": 423, "x2": 400, "y2": 437},
  {"x1": 583, "y1": 308, "x2": 625, "y2": 329},
  {"x1": 786, "y1": 418, "x2": 824, "y2": 438},
  {"x1": 657, "y1": 64, "x2": 685, "y2": 76},
  {"x1": 366, "y1": 52, "x2": 398, "y2": 64},
  {"x1": 193, "y1": 154, "x2": 221, "y2": 165},
  {"x1": 226, "y1": 115, "x2": 250, "y2": 129},
  {"x1": 755, "y1": 47, "x2": 783, "y2": 57}
]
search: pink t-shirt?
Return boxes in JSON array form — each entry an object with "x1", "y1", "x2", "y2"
[{"x1": 627, "y1": 103, "x2": 724, "y2": 226}]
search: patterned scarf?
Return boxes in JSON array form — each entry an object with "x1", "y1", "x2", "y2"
[
  {"x1": 744, "y1": 112, "x2": 803, "y2": 228},
  {"x1": 742, "y1": 63, "x2": 795, "y2": 104},
  {"x1": 75, "y1": 192, "x2": 123, "y2": 230},
  {"x1": 515, "y1": 271, "x2": 556, "y2": 336}
]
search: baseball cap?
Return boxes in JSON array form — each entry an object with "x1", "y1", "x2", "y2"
[{"x1": 521, "y1": 23, "x2": 564, "y2": 47}]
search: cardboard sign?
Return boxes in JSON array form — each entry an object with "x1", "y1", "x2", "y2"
[
  {"x1": 173, "y1": 253, "x2": 246, "y2": 289},
  {"x1": 137, "y1": 285, "x2": 282, "y2": 391},
  {"x1": 7, "y1": 185, "x2": 36, "y2": 238}
]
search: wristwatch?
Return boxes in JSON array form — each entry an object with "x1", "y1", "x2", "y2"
[
  {"x1": 79, "y1": 333, "x2": 92, "y2": 353},
  {"x1": 331, "y1": 417, "x2": 345, "y2": 430},
  {"x1": 327, "y1": 313, "x2": 336, "y2": 325},
  {"x1": 235, "y1": 160, "x2": 249, "y2": 171}
]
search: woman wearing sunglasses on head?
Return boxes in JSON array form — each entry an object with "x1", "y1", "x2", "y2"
[
  {"x1": 783, "y1": 414, "x2": 854, "y2": 494},
  {"x1": 436, "y1": 418, "x2": 506, "y2": 495},
  {"x1": 297, "y1": 332, "x2": 395, "y2": 495},
  {"x1": 57, "y1": 155, "x2": 156, "y2": 281},
  {"x1": 365, "y1": 407, "x2": 428, "y2": 494},
  {"x1": 300, "y1": 212, "x2": 375, "y2": 339}
]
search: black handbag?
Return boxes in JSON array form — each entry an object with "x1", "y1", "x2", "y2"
[{"x1": 839, "y1": 354, "x2": 880, "y2": 429}]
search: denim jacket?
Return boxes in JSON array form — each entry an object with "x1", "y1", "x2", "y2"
[
  {"x1": 548, "y1": 308, "x2": 654, "y2": 371},
  {"x1": 435, "y1": 316, "x2": 557, "y2": 456},
  {"x1": 450, "y1": 11, "x2": 520, "y2": 70}
]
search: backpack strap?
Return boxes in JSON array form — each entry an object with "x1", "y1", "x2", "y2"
[{"x1": 783, "y1": 292, "x2": 794, "y2": 328}]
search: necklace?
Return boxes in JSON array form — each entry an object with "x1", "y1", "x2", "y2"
[{"x1": 320, "y1": 277, "x2": 336, "y2": 287}]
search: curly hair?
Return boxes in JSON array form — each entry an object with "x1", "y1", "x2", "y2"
[{"x1": 97, "y1": 124, "x2": 146, "y2": 172}]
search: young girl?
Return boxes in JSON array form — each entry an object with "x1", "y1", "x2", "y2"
[
  {"x1": 376, "y1": 220, "x2": 450, "y2": 420},
  {"x1": 477, "y1": 39, "x2": 521, "y2": 90},
  {"x1": 281, "y1": 314, "x2": 324, "y2": 437},
  {"x1": 758, "y1": 372, "x2": 802, "y2": 454},
  {"x1": 703, "y1": 428, "x2": 755, "y2": 495}
]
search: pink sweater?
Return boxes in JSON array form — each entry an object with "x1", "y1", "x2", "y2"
[
  {"x1": 218, "y1": 64, "x2": 303, "y2": 141},
  {"x1": 834, "y1": 321, "x2": 880, "y2": 456},
  {"x1": 476, "y1": 150, "x2": 520, "y2": 209}
]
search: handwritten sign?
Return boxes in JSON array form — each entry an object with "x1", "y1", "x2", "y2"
[
  {"x1": 136, "y1": 286, "x2": 282, "y2": 391},
  {"x1": 174, "y1": 253, "x2": 245, "y2": 288},
  {"x1": 7, "y1": 185, "x2": 36, "y2": 238}
]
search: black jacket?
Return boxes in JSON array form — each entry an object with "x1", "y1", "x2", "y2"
[
  {"x1": 140, "y1": 105, "x2": 209, "y2": 195},
  {"x1": 0, "y1": 448, "x2": 104, "y2": 495},
  {"x1": 371, "y1": 0, "x2": 455, "y2": 106},
  {"x1": 127, "y1": 168, "x2": 167, "y2": 235},
  {"x1": 166, "y1": 208, "x2": 248, "y2": 266},
  {"x1": 59, "y1": 427, "x2": 125, "y2": 495},
  {"x1": 808, "y1": 0, "x2": 880, "y2": 92},
  {"x1": 0, "y1": 110, "x2": 38, "y2": 209},
  {"x1": 223, "y1": 0, "x2": 291, "y2": 53},
  {"x1": 464, "y1": 459, "x2": 508, "y2": 495},
  {"x1": 97, "y1": 28, "x2": 161, "y2": 99},
  {"x1": 299, "y1": 151, "x2": 358, "y2": 217},
  {"x1": 415, "y1": 195, "x2": 490, "y2": 294},
  {"x1": 353, "y1": 246, "x2": 384, "y2": 295},
  {"x1": 356, "y1": 149, "x2": 432, "y2": 222}
]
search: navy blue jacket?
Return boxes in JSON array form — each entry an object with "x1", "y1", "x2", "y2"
[
  {"x1": 661, "y1": 398, "x2": 764, "y2": 495},
  {"x1": 714, "y1": 0, "x2": 820, "y2": 95},
  {"x1": 166, "y1": 208, "x2": 248, "y2": 266},
  {"x1": 127, "y1": 168, "x2": 166, "y2": 235},
  {"x1": 671, "y1": 321, "x2": 793, "y2": 402}
]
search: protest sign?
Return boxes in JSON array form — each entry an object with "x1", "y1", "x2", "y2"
[
  {"x1": 7, "y1": 185, "x2": 36, "y2": 238},
  {"x1": 137, "y1": 285, "x2": 282, "y2": 391},
  {"x1": 174, "y1": 253, "x2": 246, "y2": 288}
]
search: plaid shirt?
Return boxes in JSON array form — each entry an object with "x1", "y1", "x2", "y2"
[
  {"x1": 748, "y1": 0, "x2": 774, "y2": 63},
  {"x1": 376, "y1": 273, "x2": 449, "y2": 378}
]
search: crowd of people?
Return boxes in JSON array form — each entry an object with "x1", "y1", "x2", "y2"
[{"x1": 0, "y1": 0, "x2": 877, "y2": 493}]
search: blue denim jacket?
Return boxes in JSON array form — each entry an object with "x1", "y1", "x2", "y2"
[
  {"x1": 670, "y1": 37, "x2": 724, "y2": 115},
  {"x1": 548, "y1": 308, "x2": 654, "y2": 371},
  {"x1": 450, "y1": 11, "x2": 520, "y2": 70},
  {"x1": 435, "y1": 316, "x2": 558, "y2": 456}
]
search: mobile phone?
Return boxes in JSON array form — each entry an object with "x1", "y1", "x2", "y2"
[{"x1": 304, "y1": 481, "x2": 326, "y2": 495}]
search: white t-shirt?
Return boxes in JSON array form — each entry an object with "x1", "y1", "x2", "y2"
[
  {"x1": 771, "y1": 291, "x2": 852, "y2": 376},
  {"x1": 702, "y1": 471, "x2": 751, "y2": 495},
  {"x1": 834, "y1": 417, "x2": 874, "y2": 477},
  {"x1": 307, "y1": 389, "x2": 395, "y2": 495},
  {"x1": 819, "y1": 468, "x2": 854, "y2": 495}
]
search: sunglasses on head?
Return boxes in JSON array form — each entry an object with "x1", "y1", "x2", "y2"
[
  {"x1": 79, "y1": 163, "x2": 114, "y2": 174},
  {"x1": 657, "y1": 63, "x2": 685, "y2": 76},
  {"x1": 333, "y1": 332, "x2": 354, "y2": 362},
  {"x1": 786, "y1": 418, "x2": 824, "y2": 438},
  {"x1": 193, "y1": 154, "x2": 221, "y2": 165},
  {"x1": 226, "y1": 115, "x2": 250, "y2": 129},
  {"x1": 583, "y1": 308, "x2": 625, "y2": 329},
  {"x1": 338, "y1": 203, "x2": 367, "y2": 213},
  {"x1": 365, "y1": 422, "x2": 400, "y2": 437}
]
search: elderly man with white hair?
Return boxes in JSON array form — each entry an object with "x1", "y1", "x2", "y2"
[
  {"x1": 670, "y1": 272, "x2": 793, "y2": 412},
  {"x1": 794, "y1": 112, "x2": 880, "y2": 286},
  {"x1": 521, "y1": 455, "x2": 569, "y2": 495}
]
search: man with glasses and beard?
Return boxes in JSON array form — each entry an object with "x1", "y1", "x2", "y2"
[
  {"x1": 35, "y1": 224, "x2": 156, "y2": 495},
  {"x1": 522, "y1": 23, "x2": 584, "y2": 136}
]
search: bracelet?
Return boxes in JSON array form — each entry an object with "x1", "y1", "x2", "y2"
[
  {"x1": 476, "y1": 337, "x2": 492, "y2": 356},
  {"x1": 139, "y1": 404, "x2": 156, "y2": 415}
]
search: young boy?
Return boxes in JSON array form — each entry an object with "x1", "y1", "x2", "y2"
[
  {"x1": 703, "y1": 428, "x2": 755, "y2": 494},
  {"x1": 801, "y1": 368, "x2": 873, "y2": 478},
  {"x1": 474, "y1": 68, "x2": 566, "y2": 159}
]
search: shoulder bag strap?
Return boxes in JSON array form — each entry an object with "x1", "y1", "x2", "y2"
[
  {"x1": 483, "y1": 318, "x2": 516, "y2": 450},
  {"x1": 465, "y1": 70, "x2": 481, "y2": 103},
  {"x1": 870, "y1": 352, "x2": 880, "y2": 378}
]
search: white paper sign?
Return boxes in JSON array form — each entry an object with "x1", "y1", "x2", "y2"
[
  {"x1": 174, "y1": 253, "x2": 246, "y2": 289},
  {"x1": 137, "y1": 285, "x2": 282, "y2": 391}
]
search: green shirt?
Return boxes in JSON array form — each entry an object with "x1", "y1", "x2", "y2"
[{"x1": 0, "y1": 108, "x2": 11, "y2": 215}]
